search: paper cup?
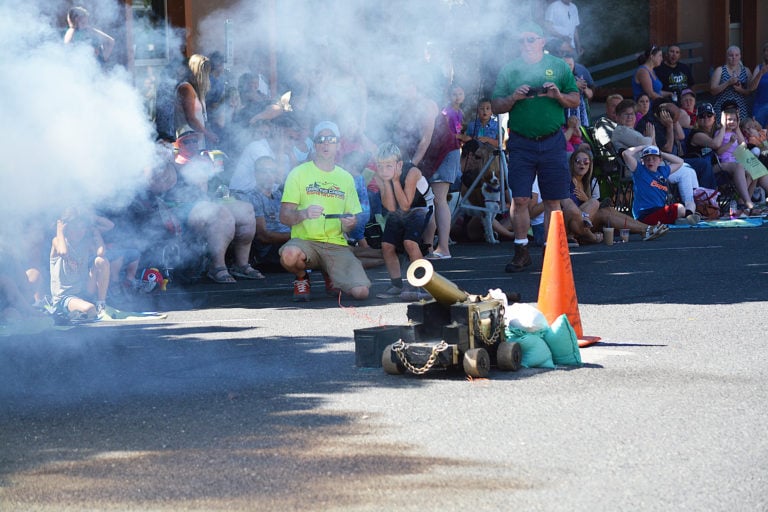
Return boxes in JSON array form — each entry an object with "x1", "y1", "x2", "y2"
[
  {"x1": 620, "y1": 228, "x2": 630, "y2": 243},
  {"x1": 603, "y1": 227, "x2": 614, "y2": 246}
]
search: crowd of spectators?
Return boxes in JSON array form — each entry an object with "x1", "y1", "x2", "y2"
[{"x1": 5, "y1": 3, "x2": 768, "y2": 327}]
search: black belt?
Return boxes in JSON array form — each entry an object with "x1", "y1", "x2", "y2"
[{"x1": 510, "y1": 130, "x2": 560, "y2": 142}]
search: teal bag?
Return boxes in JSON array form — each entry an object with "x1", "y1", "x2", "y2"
[
  {"x1": 506, "y1": 327, "x2": 554, "y2": 369},
  {"x1": 543, "y1": 314, "x2": 582, "y2": 366}
]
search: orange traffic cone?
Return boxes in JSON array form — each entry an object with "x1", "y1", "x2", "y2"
[{"x1": 537, "y1": 210, "x2": 600, "y2": 348}]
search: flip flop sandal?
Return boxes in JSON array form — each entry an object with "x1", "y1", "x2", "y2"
[
  {"x1": 207, "y1": 266, "x2": 236, "y2": 283},
  {"x1": 229, "y1": 265, "x2": 265, "y2": 280},
  {"x1": 425, "y1": 251, "x2": 451, "y2": 260}
]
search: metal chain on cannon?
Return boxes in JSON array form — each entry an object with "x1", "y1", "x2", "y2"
[
  {"x1": 472, "y1": 306, "x2": 505, "y2": 346},
  {"x1": 392, "y1": 339, "x2": 448, "y2": 375}
]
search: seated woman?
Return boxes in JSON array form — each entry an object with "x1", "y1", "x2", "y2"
[
  {"x1": 635, "y1": 93, "x2": 651, "y2": 126},
  {"x1": 632, "y1": 47, "x2": 673, "y2": 101},
  {"x1": 564, "y1": 149, "x2": 668, "y2": 242},
  {"x1": 163, "y1": 134, "x2": 261, "y2": 283},
  {"x1": 687, "y1": 104, "x2": 764, "y2": 213}
]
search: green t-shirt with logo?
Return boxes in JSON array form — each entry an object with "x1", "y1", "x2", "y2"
[
  {"x1": 492, "y1": 53, "x2": 578, "y2": 138},
  {"x1": 281, "y1": 161, "x2": 362, "y2": 246}
]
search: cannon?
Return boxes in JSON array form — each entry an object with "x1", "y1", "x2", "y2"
[{"x1": 369, "y1": 259, "x2": 522, "y2": 378}]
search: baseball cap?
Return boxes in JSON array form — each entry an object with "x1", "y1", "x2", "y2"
[
  {"x1": 313, "y1": 121, "x2": 340, "y2": 139},
  {"x1": 641, "y1": 145, "x2": 660, "y2": 158},
  {"x1": 517, "y1": 21, "x2": 544, "y2": 37},
  {"x1": 173, "y1": 131, "x2": 201, "y2": 164},
  {"x1": 697, "y1": 103, "x2": 715, "y2": 117},
  {"x1": 680, "y1": 88, "x2": 695, "y2": 98}
]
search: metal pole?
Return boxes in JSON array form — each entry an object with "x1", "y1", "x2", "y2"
[{"x1": 498, "y1": 117, "x2": 508, "y2": 213}]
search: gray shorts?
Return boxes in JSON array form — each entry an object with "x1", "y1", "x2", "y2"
[
  {"x1": 430, "y1": 149, "x2": 461, "y2": 184},
  {"x1": 279, "y1": 239, "x2": 371, "y2": 292}
]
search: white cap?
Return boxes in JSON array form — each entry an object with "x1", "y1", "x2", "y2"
[
  {"x1": 641, "y1": 145, "x2": 660, "y2": 158},
  {"x1": 313, "y1": 121, "x2": 340, "y2": 139}
]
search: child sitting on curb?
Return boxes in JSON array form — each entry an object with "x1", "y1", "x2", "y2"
[{"x1": 50, "y1": 207, "x2": 112, "y2": 321}]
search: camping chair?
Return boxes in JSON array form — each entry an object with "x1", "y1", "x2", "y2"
[{"x1": 581, "y1": 125, "x2": 633, "y2": 214}]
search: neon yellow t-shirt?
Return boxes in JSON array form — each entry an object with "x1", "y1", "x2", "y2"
[{"x1": 281, "y1": 161, "x2": 362, "y2": 246}]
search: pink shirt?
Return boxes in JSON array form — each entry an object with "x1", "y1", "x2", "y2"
[{"x1": 719, "y1": 131, "x2": 738, "y2": 163}]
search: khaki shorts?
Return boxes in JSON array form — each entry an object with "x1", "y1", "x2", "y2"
[{"x1": 280, "y1": 239, "x2": 371, "y2": 292}]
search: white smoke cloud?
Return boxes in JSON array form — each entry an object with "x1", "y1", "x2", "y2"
[{"x1": 0, "y1": 1, "x2": 155, "y2": 226}]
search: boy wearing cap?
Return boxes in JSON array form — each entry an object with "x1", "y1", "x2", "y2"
[
  {"x1": 622, "y1": 145, "x2": 691, "y2": 226},
  {"x1": 279, "y1": 121, "x2": 370, "y2": 302},
  {"x1": 491, "y1": 21, "x2": 580, "y2": 273}
]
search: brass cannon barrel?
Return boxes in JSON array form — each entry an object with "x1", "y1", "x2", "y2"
[{"x1": 406, "y1": 259, "x2": 469, "y2": 306}]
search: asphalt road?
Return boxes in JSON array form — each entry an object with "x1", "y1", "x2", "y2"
[{"x1": 1, "y1": 223, "x2": 767, "y2": 511}]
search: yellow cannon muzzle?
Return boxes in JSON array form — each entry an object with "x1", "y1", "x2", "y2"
[{"x1": 406, "y1": 259, "x2": 468, "y2": 306}]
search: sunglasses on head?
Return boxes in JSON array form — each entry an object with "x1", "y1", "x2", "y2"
[
  {"x1": 314, "y1": 135, "x2": 338, "y2": 144},
  {"x1": 519, "y1": 36, "x2": 541, "y2": 44}
]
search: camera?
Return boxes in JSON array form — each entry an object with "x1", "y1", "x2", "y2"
[{"x1": 526, "y1": 86, "x2": 549, "y2": 97}]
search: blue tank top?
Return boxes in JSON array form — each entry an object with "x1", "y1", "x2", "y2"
[
  {"x1": 632, "y1": 66, "x2": 662, "y2": 100},
  {"x1": 754, "y1": 65, "x2": 768, "y2": 109}
]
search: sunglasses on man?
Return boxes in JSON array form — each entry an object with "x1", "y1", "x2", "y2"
[{"x1": 314, "y1": 135, "x2": 338, "y2": 144}]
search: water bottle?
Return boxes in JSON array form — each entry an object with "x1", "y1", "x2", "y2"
[
  {"x1": 729, "y1": 199, "x2": 737, "y2": 218},
  {"x1": 216, "y1": 184, "x2": 230, "y2": 199}
]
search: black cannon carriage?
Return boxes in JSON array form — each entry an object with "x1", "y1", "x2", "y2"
[{"x1": 356, "y1": 259, "x2": 523, "y2": 378}]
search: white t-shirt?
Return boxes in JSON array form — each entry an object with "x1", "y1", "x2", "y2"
[
  {"x1": 530, "y1": 177, "x2": 544, "y2": 227},
  {"x1": 229, "y1": 139, "x2": 274, "y2": 192},
  {"x1": 544, "y1": 0, "x2": 580, "y2": 47}
]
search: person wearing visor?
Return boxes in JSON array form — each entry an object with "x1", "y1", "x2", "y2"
[{"x1": 279, "y1": 121, "x2": 370, "y2": 302}]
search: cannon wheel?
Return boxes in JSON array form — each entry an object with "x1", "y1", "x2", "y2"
[
  {"x1": 497, "y1": 341, "x2": 522, "y2": 371},
  {"x1": 382, "y1": 344, "x2": 405, "y2": 375},
  {"x1": 463, "y1": 348, "x2": 490, "y2": 378}
]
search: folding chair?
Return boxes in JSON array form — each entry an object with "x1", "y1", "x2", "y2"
[{"x1": 581, "y1": 125, "x2": 633, "y2": 214}]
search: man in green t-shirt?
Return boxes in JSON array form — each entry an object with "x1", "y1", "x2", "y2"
[
  {"x1": 491, "y1": 22, "x2": 580, "y2": 273},
  {"x1": 279, "y1": 121, "x2": 371, "y2": 302}
]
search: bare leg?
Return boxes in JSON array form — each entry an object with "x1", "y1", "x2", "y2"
[
  {"x1": 381, "y1": 242, "x2": 400, "y2": 279},
  {"x1": 542, "y1": 199, "x2": 562, "y2": 244},
  {"x1": 511, "y1": 196, "x2": 531, "y2": 240},
  {"x1": 223, "y1": 200, "x2": 257, "y2": 268},
  {"x1": 88, "y1": 256, "x2": 110, "y2": 302},
  {"x1": 422, "y1": 215, "x2": 436, "y2": 253},
  {"x1": 563, "y1": 198, "x2": 599, "y2": 243},
  {"x1": 109, "y1": 256, "x2": 124, "y2": 285},
  {"x1": 431, "y1": 182, "x2": 452, "y2": 256},
  {"x1": 592, "y1": 207, "x2": 650, "y2": 234},
  {"x1": 188, "y1": 201, "x2": 236, "y2": 272},
  {"x1": 719, "y1": 163, "x2": 754, "y2": 208},
  {"x1": 348, "y1": 286, "x2": 369, "y2": 299},
  {"x1": 280, "y1": 245, "x2": 308, "y2": 277}
]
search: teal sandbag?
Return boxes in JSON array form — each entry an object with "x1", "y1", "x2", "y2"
[
  {"x1": 543, "y1": 314, "x2": 583, "y2": 366},
  {"x1": 505, "y1": 327, "x2": 554, "y2": 369}
]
